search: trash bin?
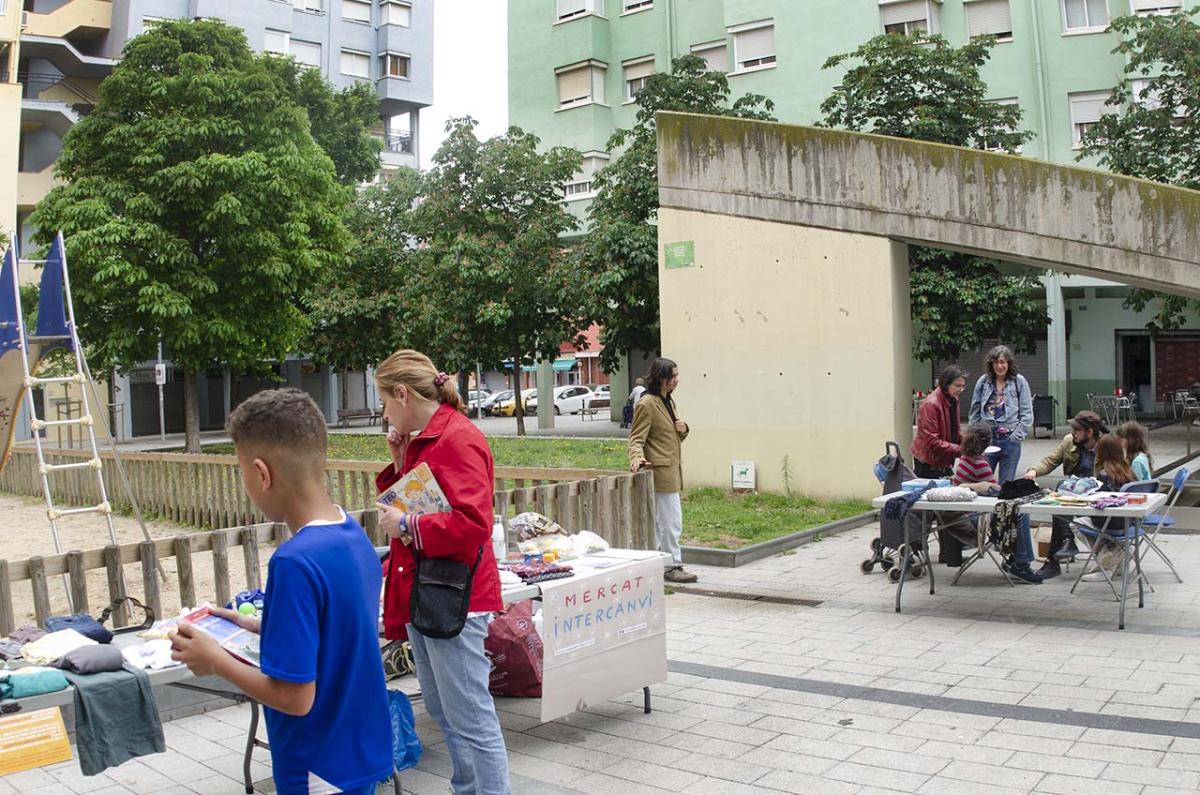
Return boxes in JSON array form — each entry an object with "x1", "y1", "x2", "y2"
[{"x1": 1033, "y1": 394, "x2": 1057, "y2": 438}]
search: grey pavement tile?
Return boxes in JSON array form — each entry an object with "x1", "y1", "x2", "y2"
[
  {"x1": 0, "y1": 776, "x2": 14, "y2": 795},
  {"x1": 1158, "y1": 751, "x2": 1200, "y2": 771},
  {"x1": 916, "y1": 739, "x2": 1014, "y2": 767},
  {"x1": 892, "y1": 719, "x2": 985, "y2": 745},
  {"x1": 592, "y1": 756, "x2": 705, "y2": 791},
  {"x1": 657, "y1": 732, "x2": 760, "y2": 761},
  {"x1": 1004, "y1": 751, "x2": 1105, "y2": 779},
  {"x1": 847, "y1": 747, "x2": 949, "y2": 775},
  {"x1": 749, "y1": 715, "x2": 841, "y2": 741},
  {"x1": 1033, "y1": 773, "x2": 1142, "y2": 794},
  {"x1": 103, "y1": 760, "x2": 179, "y2": 795},
  {"x1": 994, "y1": 718, "x2": 1088, "y2": 741},
  {"x1": 831, "y1": 727, "x2": 926, "y2": 754},
  {"x1": 737, "y1": 747, "x2": 839, "y2": 776},
  {"x1": 1079, "y1": 727, "x2": 1175, "y2": 750},
  {"x1": 1102, "y1": 761, "x2": 1200, "y2": 789},
  {"x1": 170, "y1": 714, "x2": 247, "y2": 742},
  {"x1": 680, "y1": 778, "x2": 781, "y2": 795},
  {"x1": 918, "y1": 778, "x2": 1030, "y2": 795},
  {"x1": 940, "y1": 759, "x2": 1045, "y2": 789},
  {"x1": 182, "y1": 776, "x2": 248, "y2": 795},
  {"x1": 981, "y1": 731, "x2": 1076, "y2": 756},
  {"x1": 0, "y1": 768, "x2": 58, "y2": 792},
  {"x1": 1141, "y1": 789, "x2": 1200, "y2": 795},
  {"x1": 762, "y1": 732, "x2": 859, "y2": 761},
  {"x1": 908, "y1": 708, "x2": 1004, "y2": 732},
  {"x1": 670, "y1": 752, "x2": 774, "y2": 784},
  {"x1": 753, "y1": 769, "x2": 863, "y2": 795},
  {"x1": 570, "y1": 771, "x2": 672, "y2": 795},
  {"x1": 682, "y1": 718, "x2": 781, "y2": 747},
  {"x1": 824, "y1": 760, "x2": 930, "y2": 791},
  {"x1": 1068, "y1": 739, "x2": 1165, "y2": 767}
]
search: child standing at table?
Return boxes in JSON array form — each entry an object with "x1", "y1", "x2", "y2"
[
  {"x1": 170, "y1": 389, "x2": 392, "y2": 795},
  {"x1": 1116, "y1": 421, "x2": 1153, "y2": 482}
]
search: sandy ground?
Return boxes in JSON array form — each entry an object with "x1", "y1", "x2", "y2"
[{"x1": 2, "y1": 493, "x2": 257, "y2": 628}]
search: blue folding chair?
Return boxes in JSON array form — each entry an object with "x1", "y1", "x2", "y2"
[
  {"x1": 1137, "y1": 467, "x2": 1187, "y2": 584},
  {"x1": 1069, "y1": 480, "x2": 1158, "y2": 609}
]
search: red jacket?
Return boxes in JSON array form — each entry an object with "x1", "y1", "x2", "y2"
[
  {"x1": 911, "y1": 388, "x2": 962, "y2": 469},
  {"x1": 376, "y1": 404, "x2": 502, "y2": 640}
]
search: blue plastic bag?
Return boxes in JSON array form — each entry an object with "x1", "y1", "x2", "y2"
[{"x1": 387, "y1": 690, "x2": 422, "y2": 772}]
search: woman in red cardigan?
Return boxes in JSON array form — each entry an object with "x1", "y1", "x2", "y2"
[
  {"x1": 911, "y1": 364, "x2": 968, "y2": 479},
  {"x1": 373, "y1": 349, "x2": 509, "y2": 794}
]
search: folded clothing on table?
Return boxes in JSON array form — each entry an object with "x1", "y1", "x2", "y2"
[
  {"x1": 500, "y1": 561, "x2": 575, "y2": 584},
  {"x1": 54, "y1": 644, "x2": 126, "y2": 674},
  {"x1": 20, "y1": 628, "x2": 98, "y2": 665},
  {"x1": 0, "y1": 666, "x2": 69, "y2": 699},
  {"x1": 64, "y1": 665, "x2": 165, "y2": 775}
]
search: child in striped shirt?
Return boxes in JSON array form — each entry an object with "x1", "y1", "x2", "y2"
[{"x1": 953, "y1": 424, "x2": 998, "y2": 494}]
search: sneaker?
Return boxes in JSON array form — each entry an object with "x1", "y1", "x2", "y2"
[
  {"x1": 1002, "y1": 560, "x2": 1043, "y2": 584},
  {"x1": 1082, "y1": 566, "x2": 1123, "y2": 583},
  {"x1": 664, "y1": 567, "x2": 698, "y2": 584},
  {"x1": 1037, "y1": 560, "x2": 1062, "y2": 580},
  {"x1": 1053, "y1": 538, "x2": 1082, "y2": 562}
]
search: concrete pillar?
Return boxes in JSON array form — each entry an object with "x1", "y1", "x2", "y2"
[
  {"x1": 222, "y1": 369, "x2": 231, "y2": 418},
  {"x1": 322, "y1": 364, "x2": 336, "y2": 423},
  {"x1": 115, "y1": 371, "x2": 133, "y2": 442},
  {"x1": 657, "y1": 209, "x2": 911, "y2": 499},
  {"x1": 537, "y1": 360, "x2": 554, "y2": 430},
  {"x1": 284, "y1": 360, "x2": 302, "y2": 389},
  {"x1": 1045, "y1": 272, "x2": 1068, "y2": 428}
]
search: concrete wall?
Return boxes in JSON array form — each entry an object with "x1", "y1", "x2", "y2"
[
  {"x1": 658, "y1": 208, "x2": 910, "y2": 499},
  {"x1": 0, "y1": 83, "x2": 20, "y2": 240}
]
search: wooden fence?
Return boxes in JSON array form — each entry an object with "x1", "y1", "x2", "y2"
[{"x1": 0, "y1": 449, "x2": 657, "y2": 635}]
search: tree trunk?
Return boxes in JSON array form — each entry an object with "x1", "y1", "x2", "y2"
[
  {"x1": 183, "y1": 369, "x2": 201, "y2": 453},
  {"x1": 340, "y1": 366, "x2": 350, "y2": 413},
  {"x1": 512, "y1": 352, "x2": 526, "y2": 437}
]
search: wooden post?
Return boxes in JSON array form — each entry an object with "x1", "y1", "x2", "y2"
[
  {"x1": 514, "y1": 487, "x2": 529, "y2": 515},
  {"x1": 241, "y1": 527, "x2": 262, "y2": 591},
  {"x1": 632, "y1": 470, "x2": 657, "y2": 550},
  {"x1": 536, "y1": 484, "x2": 554, "y2": 522},
  {"x1": 0, "y1": 560, "x2": 14, "y2": 636},
  {"x1": 363, "y1": 509, "x2": 384, "y2": 548},
  {"x1": 28, "y1": 556, "x2": 51, "y2": 626},
  {"x1": 66, "y1": 550, "x2": 88, "y2": 614},
  {"x1": 104, "y1": 544, "x2": 129, "y2": 627},
  {"x1": 617, "y1": 475, "x2": 634, "y2": 549},
  {"x1": 212, "y1": 530, "x2": 232, "y2": 608},
  {"x1": 555, "y1": 482, "x2": 573, "y2": 532},
  {"x1": 140, "y1": 540, "x2": 162, "y2": 619},
  {"x1": 175, "y1": 535, "x2": 196, "y2": 610}
]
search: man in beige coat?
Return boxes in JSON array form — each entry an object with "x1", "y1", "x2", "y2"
[{"x1": 628, "y1": 358, "x2": 697, "y2": 583}]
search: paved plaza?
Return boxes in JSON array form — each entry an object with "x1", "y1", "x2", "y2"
[{"x1": 6, "y1": 519, "x2": 1200, "y2": 794}]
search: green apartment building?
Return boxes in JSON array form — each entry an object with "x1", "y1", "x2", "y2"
[{"x1": 508, "y1": 0, "x2": 1200, "y2": 421}]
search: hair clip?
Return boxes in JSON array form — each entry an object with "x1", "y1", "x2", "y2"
[{"x1": 433, "y1": 372, "x2": 450, "y2": 387}]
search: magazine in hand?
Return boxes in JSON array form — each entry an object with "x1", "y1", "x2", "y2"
[
  {"x1": 174, "y1": 606, "x2": 261, "y2": 667},
  {"x1": 378, "y1": 461, "x2": 451, "y2": 515}
]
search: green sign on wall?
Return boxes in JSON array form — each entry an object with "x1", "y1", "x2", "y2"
[{"x1": 664, "y1": 240, "x2": 694, "y2": 269}]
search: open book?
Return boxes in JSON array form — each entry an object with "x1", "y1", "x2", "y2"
[
  {"x1": 174, "y1": 606, "x2": 261, "y2": 667},
  {"x1": 378, "y1": 461, "x2": 451, "y2": 515}
]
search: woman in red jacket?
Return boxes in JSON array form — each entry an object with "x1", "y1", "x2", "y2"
[
  {"x1": 373, "y1": 349, "x2": 510, "y2": 794},
  {"x1": 911, "y1": 364, "x2": 968, "y2": 479}
]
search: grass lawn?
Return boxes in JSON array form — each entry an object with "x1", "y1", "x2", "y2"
[
  {"x1": 681, "y1": 487, "x2": 872, "y2": 549},
  {"x1": 206, "y1": 433, "x2": 630, "y2": 471}
]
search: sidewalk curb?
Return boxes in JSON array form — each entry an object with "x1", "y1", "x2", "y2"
[{"x1": 682, "y1": 510, "x2": 878, "y2": 568}]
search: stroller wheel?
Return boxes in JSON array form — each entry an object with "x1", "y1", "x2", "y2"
[
  {"x1": 910, "y1": 566, "x2": 924, "y2": 579},
  {"x1": 888, "y1": 567, "x2": 902, "y2": 583},
  {"x1": 870, "y1": 537, "x2": 884, "y2": 553},
  {"x1": 880, "y1": 558, "x2": 895, "y2": 572},
  {"x1": 860, "y1": 560, "x2": 875, "y2": 575}
]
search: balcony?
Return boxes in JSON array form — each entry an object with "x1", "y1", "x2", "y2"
[
  {"x1": 18, "y1": 166, "x2": 59, "y2": 211},
  {"x1": 24, "y1": 0, "x2": 112, "y2": 39},
  {"x1": 18, "y1": 35, "x2": 115, "y2": 78},
  {"x1": 377, "y1": 132, "x2": 416, "y2": 169}
]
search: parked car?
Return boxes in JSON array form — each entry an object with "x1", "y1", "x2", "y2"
[
  {"x1": 480, "y1": 389, "x2": 512, "y2": 415},
  {"x1": 527, "y1": 385, "x2": 595, "y2": 415},
  {"x1": 583, "y1": 384, "x2": 611, "y2": 414},
  {"x1": 495, "y1": 388, "x2": 537, "y2": 417},
  {"x1": 467, "y1": 388, "x2": 492, "y2": 416}
]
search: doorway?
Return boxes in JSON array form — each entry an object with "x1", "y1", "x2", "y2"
[{"x1": 1117, "y1": 332, "x2": 1152, "y2": 413}]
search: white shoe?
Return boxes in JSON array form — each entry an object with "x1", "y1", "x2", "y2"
[{"x1": 1082, "y1": 568, "x2": 1123, "y2": 582}]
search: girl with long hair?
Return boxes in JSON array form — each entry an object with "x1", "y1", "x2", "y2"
[
  {"x1": 968, "y1": 345, "x2": 1033, "y2": 484},
  {"x1": 1116, "y1": 421, "x2": 1153, "y2": 482}
]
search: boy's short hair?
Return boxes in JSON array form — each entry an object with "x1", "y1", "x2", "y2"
[
  {"x1": 961, "y1": 423, "x2": 993, "y2": 458},
  {"x1": 226, "y1": 388, "x2": 327, "y2": 477}
]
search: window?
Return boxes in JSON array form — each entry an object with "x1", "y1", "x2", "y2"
[
  {"x1": 563, "y1": 154, "x2": 608, "y2": 200},
  {"x1": 291, "y1": 39, "x2": 321, "y2": 67},
  {"x1": 556, "y1": 61, "x2": 605, "y2": 108},
  {"x1": 1130, "y1": 0, "x2": 1182, "y2": 15},
  {"x1": 263, "y1": 28, "x2": 289, "y2": 55},
  {"x1": 556, "y1": 0, "x2": 596, "y2": 21},
  {"x1": 980, "y1": 98, "x2": 1021, "y2": 151},
  {"x1": 623, "y1": 57, "x2": 654, "y2": 102},
  {"x1": 292, "y1": 0, "x2": 323, "y2": 11},
  {"x1": 342, "y1": 0, "x2": 370, "y2": 23},
  {"x1": 1131, "y1": 78, "x2": 1185, "y2": 117},
  {"x1": 381, "y1": 0, "x2": 410, "y2": 25},
  {"x1": 142, "y1": 15, "x2": 165, "y2": 30},
  {"x1": 880, "y1": 0, "x2": 933, "y2": 35},
  {"x1": 965, "y1": 0, "x2": 1012, "y2": 42},
  {"x1": 731, "y1": 22, "x2": 775, "y2": 72},
  {"x1": 691, "y1": 41, "x2": 727, "y2": 73},
  {"x1": 1070, "y1": 91, "x2": 1110, "y2": 146},
  {"x1": 623, "y1": 0, "x2": 652, "y2": 11},
  {"x1": 1061, "y1": 0, "x2": 1108, "y2": 32},
  {"x1": 382, "y1": 52, "x2": 410, "y2": 78},
  {"x1": 340, "y1": 48, "x2": 370, "y2": 77}
]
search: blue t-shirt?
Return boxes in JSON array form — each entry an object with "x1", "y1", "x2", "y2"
[{"x1": 259, "y1": 510, "x2": 391, "y2": 795}]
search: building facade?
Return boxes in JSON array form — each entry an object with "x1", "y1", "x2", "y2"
[{"x1": 509, "y1": 0, "x2": 1200, "y2": 420}]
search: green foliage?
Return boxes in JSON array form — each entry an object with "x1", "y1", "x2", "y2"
[
  {"x1": 1079, "y1": 10, "x2": 1200, "y2": 333},
  {"x1": 29, "y1": 19, "x2": 350, "y2": 449},
  {"x1": 263, "y1": 56, "x2": 382, "y2": 185},
  {"x1": 821, "y1": 34, "x2": 1046, "y2": 361},
  {"x1": 582, "y1": 55, "x2": 775, "y2": 372}
]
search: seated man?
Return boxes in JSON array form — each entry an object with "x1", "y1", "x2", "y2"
[
  {"x1": 1022, "y1": 410, "x2": 1109, "y2": 579},
  {"x1": 952, "y1": 423, "x2": 1042, "y2": 584}
]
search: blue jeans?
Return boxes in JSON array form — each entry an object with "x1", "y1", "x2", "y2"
[
  {"x1": 1013, "y1": 514, "x2": 1035, "y2": 566},
  {"x1": 407, "y1": 616, "x2": 511, "y2": 795},
  {"x1": 985, "y1": 436, "x2": 1023, "y2": 484}
]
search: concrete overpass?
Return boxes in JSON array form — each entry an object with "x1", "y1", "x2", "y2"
[{"x1": 655, "y1": 112, "x2": 1200, "y2": 497}]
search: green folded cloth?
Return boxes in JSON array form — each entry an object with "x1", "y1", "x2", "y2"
[{"x1": 0, "y1": 669, "x2": 69, "y2": 699}]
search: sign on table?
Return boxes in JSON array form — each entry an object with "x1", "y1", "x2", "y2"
[
  {"x1": 0, "y1": 708, "x2": 73, "y2": 775},
  {"x1": 536, "y1": 550, "x2": 667, "y2": 722}
]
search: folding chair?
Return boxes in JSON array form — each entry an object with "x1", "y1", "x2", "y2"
[
  {"x1": 1137, "y1": 467, "x2": 1187, "y2": 584},
  {"x1": 1069, "y1": 480, "x2": 1158, "y2": 602},
  {"x1": 950, "y1": 512, "x2": 1017, "y2": 587}
]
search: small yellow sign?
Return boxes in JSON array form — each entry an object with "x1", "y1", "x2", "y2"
[{"x1": 0, "y1": 708, "x2": 73, "y2": 776}]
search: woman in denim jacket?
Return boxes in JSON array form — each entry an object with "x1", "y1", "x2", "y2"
[{"x1": 968, "y1": 345, "x2": 1033, "y2": 484}]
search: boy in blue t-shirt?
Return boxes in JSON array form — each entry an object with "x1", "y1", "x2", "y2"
[{"x1": 171, "y1": 388, "x2": 392, "y2": 795}]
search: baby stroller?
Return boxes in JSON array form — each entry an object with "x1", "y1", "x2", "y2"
[
  {"x1": 861, "y1": 441, "x2": 927, "y2": 582},
  {"x1": 620, "y1": 398, "x2": 634, "y2": 428}
]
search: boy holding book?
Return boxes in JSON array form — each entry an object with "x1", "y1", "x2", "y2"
[{"x1": 170, "y1": 388, "x2": 391, "y2": 795}]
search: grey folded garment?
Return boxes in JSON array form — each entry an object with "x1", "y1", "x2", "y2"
[
  {"x1": 0, "y1": 639, "x2": 23, "y2": 661},
  {"x1": 54, "y1": 644, "x2": 125, "y2": 674},
  {"x1": 7, "y1": 624, "x2": 46, "y2": 645},
  {"x1": 62, "y1": 665, "x2": 165, "y2": 775}
]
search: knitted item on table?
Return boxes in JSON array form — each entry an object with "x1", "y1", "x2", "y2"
[{"x1": 925, "y1": 486, "x2": 977, "y2": 502}]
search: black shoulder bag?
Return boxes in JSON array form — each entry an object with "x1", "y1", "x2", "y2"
[{"x1": 409, "y1": 546, "x2": 484, "y2": 639}]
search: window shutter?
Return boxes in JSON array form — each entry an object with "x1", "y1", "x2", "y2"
[
  {"x1": 1130, "y1": 0, "x2": 1178, "y2": 11},
  {"x1": 966, "y1": 0, "x2": 1011, "y2": 38},
  {"x1": 624, "y1": 59, "x2": 655, "y2": 82},
  {"x1": 263, "y1": 29, "x2": 287, "y2": 54},
  {"x1": 292, "y1": 40, "x2": 321, "y2": 66},
  {"x1": 1071, "y1": 94, "x2": 1108, "y2": 124},
  {"x1": 342, "y1": 0, "x2": 370, "y2": 22},
  {"x1": 880, "y1": 0, "x2": 927, "y2": 26},
  {"x1": 694, "y1": 44, "x2": 726, "y2": 72},
  {"x1": 384, "y1": 1, "x2": 411, "y2": 25},
  {"x1": 557, "y1": 66, "x2": 591, "y2": 104},
  {"x1": 557, "y1": 0, "x2": 587, "y2": 18},
  {"x1": 735, "y1": 26, "x2": 774, "y2": 63}
]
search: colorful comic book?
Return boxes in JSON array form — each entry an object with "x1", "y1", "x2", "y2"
[
  {"x1": 377, "y1": 461, "x2": 451, "y2": 515},
  {"x1": 172, "y1": 606, "x2": 261, "y2": 667}
]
